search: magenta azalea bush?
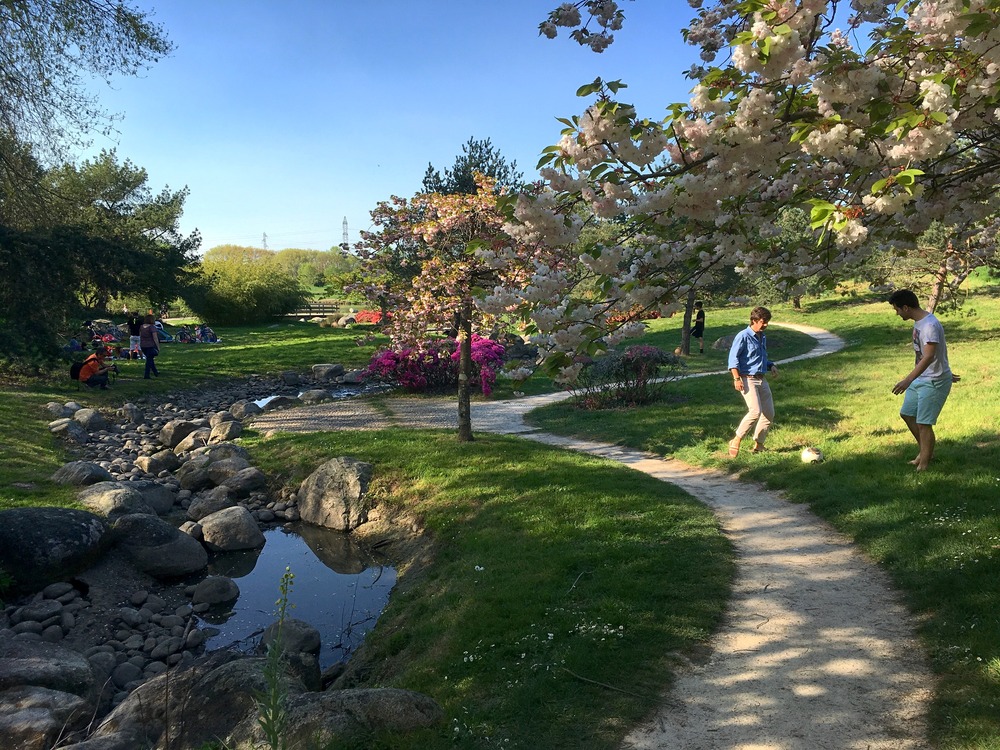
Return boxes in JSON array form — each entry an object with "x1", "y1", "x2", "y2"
[{"x1": 365, "y1": 335, "x2": 506, "y2": 395}]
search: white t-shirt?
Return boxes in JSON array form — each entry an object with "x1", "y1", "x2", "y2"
[{"x1": 912, "y1": 314, "x2": 950, "y2": 381}]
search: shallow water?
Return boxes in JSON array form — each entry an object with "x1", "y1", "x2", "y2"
[
  {"x1": 201, "y1": 524, "x2": 396, "y2": 668},
  {"x1": 253, "y1": 382, "x2": 379, "y2": 408}
]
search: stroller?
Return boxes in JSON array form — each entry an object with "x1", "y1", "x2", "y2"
[{"x1": 153, "y1": 319, "x2": 175, "y2": 342}]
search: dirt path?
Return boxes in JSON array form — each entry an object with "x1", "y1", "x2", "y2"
[{"x1": 252, "y1": 323, "x2": 934, "y2": 749}]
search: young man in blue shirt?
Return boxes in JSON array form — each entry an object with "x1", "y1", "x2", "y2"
[{"x1": 727, "y1": 306, "x2": 778, "y2": 456}]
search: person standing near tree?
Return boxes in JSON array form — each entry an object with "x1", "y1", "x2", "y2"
[
  {"x1": 139, "y1": 314, "x2": 160, "y2": 379},
  {"x1": 889, "y1": 289, "x2": 959, "y2": 472},
  {"x1": 691, "y1": 301, "x2": 706, "y2": 354},
  {"x1": 727, "y1": 306, "x2": 778, "y2": 457},
  {"x1": 126, "y1": 310, "x2": 142, "y2": 357}
]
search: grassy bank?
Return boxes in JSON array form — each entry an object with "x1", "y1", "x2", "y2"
[
  {"x1": 527, "y1": 287, "x2": 1000, "y2": 749},
  {"x1": 246, "y1": 429, "x2": 734, "y2": 749},
  {"x1": 0, "y1": 322, "x2": 384, "y2": 510}
]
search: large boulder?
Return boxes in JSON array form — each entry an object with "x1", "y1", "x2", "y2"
[
  {"x1": 77, "y1": 482, "x2": 154, "y2": 521},
  {"x1": 173, "y1": 428, "x2": 212, "y2": 455},
  {"x1": 51, "y1": 461, "x2": 113, "y2": 486},
  {"x1": 297, "y1": 457, "x2": 375, "y2": 531},
  {"x1": 0, "y1": 508, "x2": 108, "y2": 593},
  {"x1": 158, "y1": 419, "x2": 199, "y2": 449},
  {"x1": 260, "y1": 395, "x2": 302, "y2": 412},
  {"x1": 128, "y1": 481, "x2": 177, "y2": 515},
  {"x1": 191, "y1": 576, "x2": 239, "y2": 606},
  {"x1": 186, "y1": 488, "x2": 236, "y2": 522},
  {"x1": 49, "y1": 419, "x2": 90, "y2": 444},
  {"x1": 92, "y1": 654, "x2": 305, "y2": 750},
  {"x1": 189, "y1": 443, "x2": 251, "y2": 464},
  {"x1": 112, "y1": 514, "x2": 208, "y2": 579},
  {"x1": 228, "y1": 401, "x2": 262, "y2": 420},
  {"x1": 228, "y1": 688, "x2": 444, "y2": 748},
  {"x1": 176, "y1": 456, "x2": 214, "y2": 492},
  {"x1": 199, "y1": 507, "x2": 265, "y2": 552},
  {"x1": 0, "y1": 685, "x2": 91, "y2": 750},
  {"x1": 209, "y1": 420, "x2": 242, "y2": 444},
  {"x1": 220, "y1": 467, "x2": 267, "y2": 498},
  {"x1": 312, "y1": 363, "x2": 345, "y2": 380},
  {"x1": 0, "y1": 638, "x2": 97, "y2": 698},
  {"x1": 206, "y1": 457, "x2": 251, "y2": 486},
  {"x1": 73, "y1": 408, "x2": 108, "y2": 432},
  {"x1": 135, "y1": 450, "x2": 181, "y2": 476}
]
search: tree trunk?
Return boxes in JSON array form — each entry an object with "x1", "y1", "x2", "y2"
[
  {"x1": 926, "y1": 260, "x2": 949, "y2": 314},
  {"x1": 457, "y1": 300, "x2": 474, "y2": 442},
  {"x1": 792, "y1": 295, "x2": 802, "y2": 310},
  {"x1": 679, "y1": 288, "x2": 696, "y2": 355}
]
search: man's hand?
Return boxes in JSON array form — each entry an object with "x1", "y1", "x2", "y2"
[{"x1": 892, "y1": 378, "x2": 911, "y2": 395}]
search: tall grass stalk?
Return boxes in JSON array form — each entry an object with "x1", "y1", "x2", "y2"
[{"x1": 256, "y1": 567, "x2": 295, "y2": 750}]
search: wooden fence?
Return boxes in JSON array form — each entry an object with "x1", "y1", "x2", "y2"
[{"x1": 288, "y1": 301, "x2": 352, "y2": 317}]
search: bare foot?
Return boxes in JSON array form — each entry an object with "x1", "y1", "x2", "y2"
[
  {"x1": 914, "y1": 462, "x2": 929, "y2": 472},
  {"x1": 908, "y1": 457, "x2": 920, "y2": 465}
]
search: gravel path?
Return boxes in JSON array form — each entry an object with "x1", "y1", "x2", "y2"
[{"x1": 252, "y1": 323, "x2": 933, "y2": 749}]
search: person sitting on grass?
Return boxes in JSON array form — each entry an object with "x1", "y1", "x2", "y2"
[{"x1": 78, "y1": 347, "x2": 114, "y2": 390}]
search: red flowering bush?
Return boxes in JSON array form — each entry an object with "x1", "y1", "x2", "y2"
[
  {"x1": 365, "y1": 335, "x2": 506, "y2": 395},
  {"x1": 606, "y1": 306, "x2": 662, "y2": 326},
  {"x1": 354, "y1": 309, "x2": 383, "y2": 324}
]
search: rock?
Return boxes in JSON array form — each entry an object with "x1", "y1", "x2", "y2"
[
  {"x1": 0, "y1": 685, "x2": 92, "y2": 750},
  {"x1": 712, "y1": 334, "x2": 736, "y2": 351},
  {"x1": 158, "y1": 420, "x2": 199, "y2": 449},
  {"x1": 209, "y1": 420, "x2": 242, "y2": 443},
  {"x1": 186, "y1": 490, "x2": 236, "y2": 522},
  {"x1": 299, "y1": 389, "x2": 332, "y2": 404},
  {"x1": 112, "y1": 515, "x2": 208, "y2": 579},
  {"x1": 73, "y1": 408, "x2": 109, "y2": 432},
  {"x1": 312, "y1": 363, "x2": 345, "y2": 380},
  {"x1": 208, "y1": 411, "x2": 237, "y2": 428},
  {"x1": 117, "y1": 403, "x2": 145, "y2": 425},
  {"x1": 51, "y1": 461, "x2": 114, "y2": 486},
  {"x1": 134, "y1": 450, "x2": 180, "y2": 475},
  {"x1": 50, "y1": 419, "x2": 90, "y2": 444},
  {"x1": 92, "y1": 653, "x2": 305, "y2": 749},
  {"x1": 260, "y1": 395, "x2": 302, "y2": 412},
  {"x1": 0, "y1": 638, "x2": 96, "y2": 699},
  {"x1": 220, "y1": 467, "x2": 267, "y2": 498},
  {"x1": 206, "y1": 457, "x2": 251, "y2": 486},
  {"x1": 228, "y1": 687, "x2": 444, "y2": 748},
  {"x1": 188, "y1": 443, "x2": 251, "y2": 464},
  {"x1": 200, "y1": 507, "x2": 265, "y2": 551},
  {"x1": 191, "y1": 576, "x2": 239, "y2": 606},
  {"x1": 173, "y1": 428, "x2": 211, "y2": 454},
  {"x1": 342, "y1": 369, "x2": 366, "y2": 385},
  {"x1": 44, "y1": 402, "x2": 75, "y2": 419},
  {"x1": 229, "y1": 401, "x2": 262, "y2": 420},
  {"x1": 128, "y1": 481, "x2": 177, "y2": 515},
  {"x1": 297, "y1": 457, "x2": 375, "y2": 531},
  {"x1": 261, "y1": 617, "x2": 320, "y2": 656},
  {"x1": 279, "y1": 370, "x2": 302, "y2": 385},
  {"x1": 77, "y1": 483, "x2": 154, "y2": 521},
  {"x1": 0, "y1": 508, "x2": 108, "y2": 594},
  {"x1": 176, "y1": 457, "x2": 213, "y2": 492}
]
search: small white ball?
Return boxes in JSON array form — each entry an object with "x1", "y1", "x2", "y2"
[{"x1": 801, "y1": 447, "x2": 824, "y2": 463}]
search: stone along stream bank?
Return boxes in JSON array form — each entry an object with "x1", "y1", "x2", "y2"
[{"x1": 0, "y1": 367, "x2": 443, "y2": 749}]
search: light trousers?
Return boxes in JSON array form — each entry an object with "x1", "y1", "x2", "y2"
[{"x1": 736, "y1": 375, "x2": 774, "y2": 444}]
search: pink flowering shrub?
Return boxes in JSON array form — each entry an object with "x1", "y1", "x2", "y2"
[
  {"x1": 365, "y1": 335, "x2": 506, "y2": 395},
  {"x1": 354, "y1": 309, "x2": 383, "y2": 324}
]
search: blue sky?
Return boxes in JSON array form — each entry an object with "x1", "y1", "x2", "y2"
[{"x1": 82, "y1": 1, "x2": 700, "y2": 253}]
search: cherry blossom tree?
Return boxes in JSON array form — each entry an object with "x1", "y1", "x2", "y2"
[
  {"x1": 483, "y1": 0, "x2": 1000, "y2": 380},
  {"x1": 352, "y1": 175, "x2": 554, "y2": 440}
]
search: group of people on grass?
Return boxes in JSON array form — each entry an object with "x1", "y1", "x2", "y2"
[{"x1": 724, "y1": 289, "x2": 956, "y2": 472}]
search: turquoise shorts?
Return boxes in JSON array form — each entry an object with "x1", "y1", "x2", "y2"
[{"x1": 900, "y1": 378, "x2": 952, "y2": 425}]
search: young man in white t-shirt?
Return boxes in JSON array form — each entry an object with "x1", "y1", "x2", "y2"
[{"x1": 889, "y1": 289, "x2": 960, "y2": 472}]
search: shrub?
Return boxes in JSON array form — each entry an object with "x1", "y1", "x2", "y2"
[
  {"x1": 354, "y1": 309, "x2": 383, "y2": 324},
  {"x1": 365, "y1": 335, "x2": 506, "y2": 395},
  {"x1": 569, "y1": 344, "x2": 684, "y2": 409},
  {"x1": 187, "y1": 257, "x2": 307, "y2": 325}
]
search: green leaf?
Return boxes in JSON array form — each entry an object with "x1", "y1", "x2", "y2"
[
  {"x1": 871, "y1": 177, "x2": 889, "y2": 193},
  {"x1": 606, "y1": 79, "x2": 628, "y2": 94},
  {"x1": 576, "y1": 77, "x2": 603, "y2": 97},
  {"x1": 536, "y1": 153, "x2": 557, "y2": 170}
]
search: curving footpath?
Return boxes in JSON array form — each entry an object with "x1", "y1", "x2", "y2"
[{"x1": 253, "y1": 323, "x2": 933, "y2": 750}]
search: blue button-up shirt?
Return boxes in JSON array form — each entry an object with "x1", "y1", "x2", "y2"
[{"x1": 728, "y1": 326, "x2": 774, "y2": 375}]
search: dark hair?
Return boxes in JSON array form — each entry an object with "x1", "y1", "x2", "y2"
[
  {"x1": 888, "y1": 289, "x2": 920, "y2": 309},
  {"x1": 694, "y1": 301, "x2": 703, "y2": 309},
  {"x1": 144, "y1": 314, "x2": 155, "y2": 324},
  {"x1": 750, "y1": 306, "x2": 772, "y2": 323}
]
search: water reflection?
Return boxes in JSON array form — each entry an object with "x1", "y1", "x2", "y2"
[{"x1": 203, "y1": 524, "x2": 396, "y2": 668}]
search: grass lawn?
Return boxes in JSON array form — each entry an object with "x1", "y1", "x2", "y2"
[
  {"x1": 0, "y1": 322, "x2": 385, "y2": 510},
  {"x1": 527, "y1": 285, "x2": 1000, "y2": 749},
  {"x1": 245, "y1": 429, "x2": 733, "y2": 749}
]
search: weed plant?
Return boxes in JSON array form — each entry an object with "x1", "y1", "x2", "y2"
[
  {"x1": 257, "y1": 567, "x2": 294, "y2": 750},
  {"x1": 527, "y1": 286, "x2": 1000, "y2": 749}
]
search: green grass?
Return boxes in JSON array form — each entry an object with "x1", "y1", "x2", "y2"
[
  {"x1": 245, "y1": 429, "x2": 733, "y2": 749},
  {"x1": 527, "y1": 286, "x2": 1000, "y2": 749},
  {"x1": 0, "y1": 322, "x2": 386, "y2": 510}
]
